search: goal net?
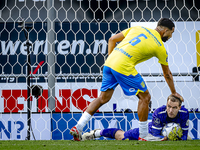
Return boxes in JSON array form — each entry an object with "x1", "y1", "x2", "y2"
[{"x1": 0, "y1": 0, "x2": 199, "y2": 140}]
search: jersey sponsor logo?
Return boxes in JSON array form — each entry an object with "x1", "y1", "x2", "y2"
[
  {"x1": 114, "y1": 48, "x2": 133, "y2": 58},
  {"x1": 141, "y1": 81, "x2": 145, "y2": 88}
]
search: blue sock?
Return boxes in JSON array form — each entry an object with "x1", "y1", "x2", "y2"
[{"x1": 100, "y1": 128, "x2": 121, "y2": 139}]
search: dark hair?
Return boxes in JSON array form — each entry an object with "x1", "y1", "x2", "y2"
[
  {"x1": 157, "y1": 18, "x2": 175, "y2": 30},
  {"x1": 167, "y1": 94, "x2": 182, "y2": 106}
]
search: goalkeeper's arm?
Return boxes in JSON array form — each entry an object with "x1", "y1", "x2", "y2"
[
  {"x1": 181, "y1": 130, "x2": 188, "y2": 140},
  {"x1": 151, "y1": 128, "x2": 165, "y2": 139}
]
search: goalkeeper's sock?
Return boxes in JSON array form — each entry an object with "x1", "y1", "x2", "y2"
[
  {"x1": 139, "y1": 121, "x2": 148, "y2": 138},
  {"x1": 100, "y1": 128, "x2": 121, "y2": 139},
  {"x1": 94, "y1": 129, "x2": 102, "y2": 138},
  {"x1": 76, "y1": 111, "x2": 92, "y2": 132}
]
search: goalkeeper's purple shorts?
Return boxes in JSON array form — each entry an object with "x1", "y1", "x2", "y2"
[
  {"x1": 123, "y1": 128, "x2": 139, "y2": 140},
  {"x1": 100, "y1": 66, "x2": 147, "y2": 96}
]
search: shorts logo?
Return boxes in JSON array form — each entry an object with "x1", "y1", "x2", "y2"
[
  {"x1": 129, "y1": 88, "x2": 135, "y2": 92},
  {"x1": 141, "y1": 82, "x2": 145, "y2": 88}
]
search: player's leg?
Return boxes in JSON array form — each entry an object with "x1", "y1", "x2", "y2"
[
  {"x1": 123, "y1": 126, "x2": 166, "y2": 141},
  {"x1": 82, "y1": 128, "x2": 123, "y2": 140},
  {"x1": 122, "y1": 128, "x2": 140, "y2": 140},
  {"x1": 70, "y1": 90, "x2": 114, "y2": 141},
  {"x1": 86, "y1": 89, "x2": 114, "y2": 115},
  {"x1": 82, "y1": 128, "x2": 139, "y2": 141},
  {"x1": 75, "y1": 89, "x2": 114, "y2": 133},
  {"x1": 136, "y1": 91, "x2": 166, "y2": 141},
  {"x1": 92, "y1": 128, "x2": 139, "y2": 140},
  {"x1": 137, "y1": 90, "x2": 151, "y2": 139},
  {"x1": 70, "y1": 66, "x2": 118, "y2": 141},
  {"x1": 110, "y1": 70, "x2": 150, "y2": 139},
  {"x1": 114, "y1": 130, "x2": 126, "y2": 140},
  {"x1": 137, "y1": 94, "x2": 167, "y2": 141}
]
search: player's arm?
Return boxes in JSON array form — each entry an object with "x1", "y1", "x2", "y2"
[
  {"x1": 150, "y1": 110, "x2": 165, "y2": 137},
  {"x1": 180, "y1": 110, "x2": 189, "y2": 140},
  {"x1": 108, "y1": 32, "x2": 125, "y2": 55},
  {"x1": 181, "y1": 127, "x2": 189, "y2": 140},
  {"x1": 151, "y1": 127, "x2": 165, "y2": 138},
  {"x1": 161, "y1": 64, "x2": 184, "y2": 102}
]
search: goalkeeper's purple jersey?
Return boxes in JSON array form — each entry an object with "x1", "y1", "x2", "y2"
[{"x1": 149, "y1": 105, "x2": 189, "y2": 140}]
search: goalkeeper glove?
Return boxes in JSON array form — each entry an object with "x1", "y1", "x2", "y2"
[{"x1": 168, "y1": 126, "x2": 183, "y2": 141}]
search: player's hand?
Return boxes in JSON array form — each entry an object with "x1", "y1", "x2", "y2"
[
  {"x1": 172, "y1": 92, "x2": 184, "y2": 102},
  {"x1": 163, "y1": 136, "x2": 168, "y2": 141},
  {"x1": 168, "y1": 126, "x2": 183, "y2": 141}
]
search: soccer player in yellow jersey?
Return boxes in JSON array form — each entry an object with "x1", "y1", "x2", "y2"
[{"x1": 70, "y1": 18, "x2": 184, "y2": 141}]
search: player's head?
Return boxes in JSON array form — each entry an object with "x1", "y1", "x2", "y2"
[
  {"x1": 157, "y1": 18, "x2": 175, "y2": 42},
  {"x1": 166, "y1": 94, "x2": 182, "y2": 118}
]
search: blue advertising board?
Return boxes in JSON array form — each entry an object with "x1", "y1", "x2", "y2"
[{"x1": 52, "y1": 113, "x2": 200, "y2": 140}]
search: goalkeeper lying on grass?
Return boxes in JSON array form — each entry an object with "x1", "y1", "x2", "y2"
[{"x1": 82, "y1": 94, "x2": 189, "y2": 141}]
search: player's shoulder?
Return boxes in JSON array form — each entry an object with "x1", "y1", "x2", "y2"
[
  {"x1": 139, "y1": 26, "x2": 158, "y2": 35},
  {"x1": 129, "y1": 26, "x2": 158, "y2": 37},
  {"x1": 155, "y1": 105, "x2": 166, "y2": 113},
  {"x1": 128, "y1": 26, "x2": 145, "y2": 32},
  {"x1": 122, "y1": 26, "x2": 142, "y2": 36},
  {"x1": 139, "y1": 26, "x2": 164, "y2": 47},
  {"x1": 130, "y1": 26, "x2": 152, "y2": 31},
  {"x1": 153, "y1": 105, "x2": 167, "y2": 116},
  {"x1": 178, "y1": 106, "x2": 189, "y2": 123},
  {"x1": 179, "y1": 106, "x2": 189, "y2": 114}
]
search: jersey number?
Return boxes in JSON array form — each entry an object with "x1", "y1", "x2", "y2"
[{"x1": 129, "y1": 33, "x2": 147, "y2": 46}]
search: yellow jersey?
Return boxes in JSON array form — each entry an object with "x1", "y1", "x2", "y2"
[{"x1": 104, "y1": 26, "x2": 168, "y2": 76}]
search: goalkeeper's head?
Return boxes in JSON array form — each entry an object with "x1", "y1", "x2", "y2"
[{"x1": 166, "y1": 94, "x2": 182, "y2": 118}]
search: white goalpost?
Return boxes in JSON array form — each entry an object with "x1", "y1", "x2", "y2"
[{"x1": 0, "y1": 0, "x2": 200, "y2": 140}]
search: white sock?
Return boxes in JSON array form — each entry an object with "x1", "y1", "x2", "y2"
[
  {"x1": 139, "y1": 121, "x2": 148, "y2": 138},
  {"x1": 94, "y1": 129, "x2": 102, "y2": 138},
  {"x1": 76, "y1": 111, "x2": 92, "y2": 132}
]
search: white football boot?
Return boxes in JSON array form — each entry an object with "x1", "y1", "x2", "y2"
[{"x1": 82, "y1": 129, "x2": 101, "y2": 141}]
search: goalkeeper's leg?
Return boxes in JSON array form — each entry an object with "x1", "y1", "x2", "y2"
[{"x1": 82, "y1": 128, "x2": 121, "y2": 141}]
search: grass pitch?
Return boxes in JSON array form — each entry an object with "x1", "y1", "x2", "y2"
[{"x1": 0, "y1": 140, "x2": 200, "y2": 150}]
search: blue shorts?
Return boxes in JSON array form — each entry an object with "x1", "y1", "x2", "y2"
[{"x1": 100, "y1": 66, "x2": 147, "y2": 96}]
